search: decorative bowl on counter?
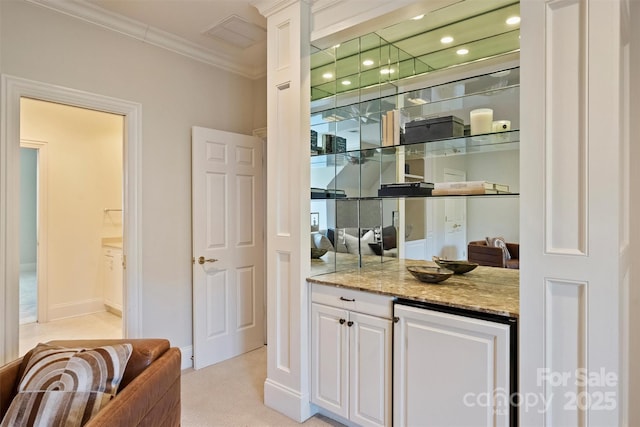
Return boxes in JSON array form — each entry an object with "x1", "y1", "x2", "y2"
[
  {"x1": 311, "y1": 248, "x2": 328, "y2": 259},
  {"x1": 406, "y1": 265, "x2": 454, "y2": 283},
  {"x1": 432, "y1": 257, "x2": 479, "y2": 274}
]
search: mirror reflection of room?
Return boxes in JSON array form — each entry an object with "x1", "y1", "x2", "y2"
[{"x1": 310, "y1": 70, "x2": 520, "y2": 275}]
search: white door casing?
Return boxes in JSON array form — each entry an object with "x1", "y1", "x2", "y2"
[
  {"x1": 1, "y1": 75, "x2": 142, "y2": 365},
  {"x1": 191, "y1": 126, "x2": 265, "y2": 370},
  {"x1": 19, "y1": 140, "x2": 49, "y2": 324},
  {"x1": 442, "y1": 168, "x2": 467, "y2": 259}
]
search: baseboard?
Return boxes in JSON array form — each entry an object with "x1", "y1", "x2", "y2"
[
  {"x1": 47, "y1": 298, "x2": 106, "y2": 321},
  {"x1": 264, "y1": 378, "x2": 314, "y2": 422},
  {"x1": 180, "y1": 345, "x2": 193, "y2": 370}
]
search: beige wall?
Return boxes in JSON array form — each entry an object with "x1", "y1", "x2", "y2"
[
  {"x1": 1, "y1": 1, "x2": 267, "y2": 350},
  {"x1": 21, "y1": 99, "x2": 123, "y2": 319}
]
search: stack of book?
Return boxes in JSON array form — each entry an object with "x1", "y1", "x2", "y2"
[
  {"x1": 381, "y1": 109, "x2": 409, "y2": 146},
  {"x1": 431, "y1": 181, "x2": 510, "y2": 195},
  {"x1": 323, "y1": 134, "x2": 347, "y2": 153},
  {"x1": 310, "y1": 130, "x2": 318, "y2": 155}
]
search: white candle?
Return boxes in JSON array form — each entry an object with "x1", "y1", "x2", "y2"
[
  {"x1": 492, "y1": 120, "x2": 511, "y2": 132},
  {"x1": 470, "y1": 108, "x2": 493, "y2": 135}
]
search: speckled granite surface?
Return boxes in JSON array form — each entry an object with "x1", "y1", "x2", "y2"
[{"x1": 308, "y1": 257, "x2": 519, "y2": 318}]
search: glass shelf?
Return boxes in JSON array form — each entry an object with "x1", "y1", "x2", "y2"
[
  {"x1": 310, "y1": 130, "x2": 520, "y2": 160},
  {"x1": 309, "y1": 193, "x2": 520, "y2": 201}
]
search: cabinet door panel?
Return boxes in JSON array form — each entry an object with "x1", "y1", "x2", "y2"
[
  {"x1": 102, "y1": 248, "x2": 122, "y2": 311},
  {"x1": 394, "y1": 304, "x2": 511, "y2": 427},
  {"x1": 311, "y1": 303, "x2": 349, "y2": 418},
  {"x1": 350, "y1": 312, "x2": 392, "y2": 427}
]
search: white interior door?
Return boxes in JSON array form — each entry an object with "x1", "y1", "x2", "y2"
[
  {"x1": 191, "y1": 126, "x2": 265, "y2": 370},
  {"x1": 442, "y1": 168, "x2": 467, "y2": 260}
]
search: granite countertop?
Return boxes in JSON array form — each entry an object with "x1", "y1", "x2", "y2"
[{"x1": 308, "y1": 257, "x2": 519, "y2": 318}]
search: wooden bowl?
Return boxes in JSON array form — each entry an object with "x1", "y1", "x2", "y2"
[
  {"x1": 406, "y1": 266, "x2": 454, "y2": 283},
  {"x1": 432, "y1": 257, "x2": 479, "y2": 274}
]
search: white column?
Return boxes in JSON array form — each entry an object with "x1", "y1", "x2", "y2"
[
  {"x1": 520, "y1": 0, "x2": 634, "y2": 425},
  {"x1": 253, "y1": 0, "x2": 313, "y2": 422}
]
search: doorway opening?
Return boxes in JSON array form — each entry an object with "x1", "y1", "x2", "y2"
[
  {"x1": 1, "y1": 75, "x2": 143, "y2": 364},
  {"x1": 18, "y1": 98, "x2": 124, "y2": 355}
]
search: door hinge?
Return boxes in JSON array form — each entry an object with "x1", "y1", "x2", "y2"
[{"x1": 122, "y1": 254, "x2": 127, "y2": 270}]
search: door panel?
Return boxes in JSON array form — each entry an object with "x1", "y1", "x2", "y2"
[
  {"x1": 311, "y1": 303, "x2": 349, "y2": 418},
  {"x1": 350, "y1": 312, "x2": 392, "y2": 427},
  {"x1": 442, "y1": 168, "x2": 467, "y2": 259},
  {"x1": 236, "y1": 266, "x2": 255, "y2": 329},
  {"x1": 192, "y1": 126, "x2": 265, "y2": 369}
]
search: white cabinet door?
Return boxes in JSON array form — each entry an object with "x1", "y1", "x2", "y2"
[
  {"x1": 311, "y1": 302, "x2": 349, "y2": 419},
  {"x1": 394, "y1": 304, "x2": 511, "y2": 427},
  {"x1": 349, "y1": 311, "x2": 392, "y2": 427},
  {"x1": 102, "y1": 247, "x2": 122, "y2": 313}
]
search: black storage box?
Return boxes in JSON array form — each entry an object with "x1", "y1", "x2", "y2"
[
  {"x1": 311, "y1": 188, "x2": 326, "y2": 199},
  {"x1": 378, "y1": 182, "x2": 434, "y2": 197},
  {"x1": 403, "y1": 115, "x2": 465, "y2": 144}
]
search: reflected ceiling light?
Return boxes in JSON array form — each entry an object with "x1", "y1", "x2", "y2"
[
  {"x1": 506, "y1": 16, "x2": 521, "y2": 25},
  {"x1": 322, "y1": 72, "x2": 333, "y2": 79},
  {"x1": 380, "y1": 68, "x2": 395, "y2": 75},
  {"x1": 341, "y1": 80, "x2": 351, "y2": 85},
  {"x1": 362, "y1": 59, "x2": 374, "y2": 66},
  {"x1": 456, "y1": 48, "x2": 469, "y2": 55},
  {"x1": 490, "y1": 70, "x2": 511, "y2": 78},
  {"x1": 412, "y1": 14, "x2": 425, "y2": 20},
  {"x1": 407, "y1": 97, "x2": 428, "y2": 105},
  {"x1": 332, "y1": 44, "x2": 341, "y2": 49},
  {"x1": 440, "y1": 36, "x2": 454, "y2": 44}
]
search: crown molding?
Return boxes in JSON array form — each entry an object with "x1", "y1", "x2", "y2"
[
  {"x1": 251, "y1": 0, "x2": 311, "y2": 18},
  {"x1": 25, "y1": 0, "x2": 266, "y2": 80}
]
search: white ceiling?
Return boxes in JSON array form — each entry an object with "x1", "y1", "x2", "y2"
[{"x1": 30, "y1": 0, "x2": 267, "y2": 79}]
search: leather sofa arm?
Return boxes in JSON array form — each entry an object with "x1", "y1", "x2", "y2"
[
  {"x1": 86, "y1": 347, "x2": 181, "y2": 427},
  {"x1": 506, "y1": 243, "x2": 520, "y2": 259},
  {"x1": 468, "y1": 242, "x2": 505, "y2": 268},
  {"x1": 0, "y1": 358, "x2": 23, "y2": 417}
]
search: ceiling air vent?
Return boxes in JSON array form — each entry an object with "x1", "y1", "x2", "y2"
[{"x1": 203, "y1": 15, "x2": 266, "y2": 49}]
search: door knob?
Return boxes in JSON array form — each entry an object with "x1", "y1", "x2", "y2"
[{"x1": 197, "y1": 256, "x2": 218, "y2": 265}]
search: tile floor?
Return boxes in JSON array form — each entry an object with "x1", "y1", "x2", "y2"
[
  {"x1": 19, "y1": 269, "x2": 37, "y2": 325},
  {"x1": 19, "y1": 311, "x2": 122, "y2": 356},
  {"x1": 18, "y1": 269, "x2": 122, "y2": 357}
]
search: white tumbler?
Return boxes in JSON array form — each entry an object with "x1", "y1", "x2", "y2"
[{"x1": 470, "y1": 108, "x2": 493, "y2": 135}]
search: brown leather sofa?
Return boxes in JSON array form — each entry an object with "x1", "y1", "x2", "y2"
[
  {"x1": 0, "y1": 339, "x2": 181, "y2": 426},
  {"x1": 468, "y1": 240, "x2": 520, "y2": 269}
]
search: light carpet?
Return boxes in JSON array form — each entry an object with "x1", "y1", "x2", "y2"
[{"x1": 181, "y1": 346, "x2": 345, "y2": 427}]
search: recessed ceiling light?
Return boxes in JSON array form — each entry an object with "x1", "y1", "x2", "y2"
[
  {"x1": 440, "y1": 36, "x2": 454, "y2": 44},
  {"x1": 412, "y1": 14, "x2": 425, "y2": 20},
  {"x1": 506, "y1": 16, "x2": 521, "y2": 25},
  {"x1": 362, "y1": 59, "x2": 374, "y2": 66},
  {"x1": 456, "y1": 48, "x2": 469, "y2": 55},
  {"x1": 380, "y1": 68, "x2": 395, "y2": 75},
  {"x1": 322, "y1": 72, "x2": 333, "y2": 79},
  {"x1": 342, "y1": 80, "x2": 351, "y2": 86}
]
